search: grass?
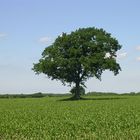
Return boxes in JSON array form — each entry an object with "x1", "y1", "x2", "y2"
[{"x1": 0, "y1": 95, "x2": 140, "y2": 139}]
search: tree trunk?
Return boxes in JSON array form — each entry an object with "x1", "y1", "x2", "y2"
[{"x1": 72, "y1": 82, "x2": 81, "y2": 100}]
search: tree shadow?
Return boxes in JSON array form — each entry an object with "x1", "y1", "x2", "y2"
[{"x1": 59, "y1": 96, "x2": 127, "y2": 101}]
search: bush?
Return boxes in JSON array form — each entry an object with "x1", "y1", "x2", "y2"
[{"x1": 70, "y1": 86, "x2": 85, "y2": 95}]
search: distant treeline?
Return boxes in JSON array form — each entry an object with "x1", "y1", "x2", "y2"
[
  {"x1": 86, "y1": 92, "x2": 140, "y2": 96},
  {"x1": 0, "y1": 92, "x2": 140, "y2": 98},
  {"x1": 0, "y1": 92, "x2": 70, "y2": 98}
]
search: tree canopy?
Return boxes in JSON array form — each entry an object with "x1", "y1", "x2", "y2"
[{"x1": 33, "y1": 27, "x2": 121, "y2": 99}]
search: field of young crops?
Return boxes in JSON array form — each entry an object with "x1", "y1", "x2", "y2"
[{"x1": 0, "y1": 95, "x2": 140, "y2": 140}]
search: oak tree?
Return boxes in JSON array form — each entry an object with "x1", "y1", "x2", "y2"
[{"x1": 33, "y1": 27, "x2": 121, "y2": 99}]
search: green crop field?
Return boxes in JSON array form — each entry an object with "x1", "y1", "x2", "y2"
[{"x1": 0, "y1": 95, "x2": 140, "y2": 140}]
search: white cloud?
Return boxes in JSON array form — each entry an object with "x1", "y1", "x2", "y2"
[
  {"x1": 0, "y1": 33, "x2": 7, "y2": 38},
  {"x1": 104, "y1": 53, "x2": 111, "y2": 58},
  {"x1": 117, "y1": 52, "x2": 127, "y2": 59},
  {"x1": 39, "y1": 36, "x2": 52, "y2": 45},
  {"x1": 136, "y1": 46, "x2": 140, "y2": 51},
  {"x1": 136, "y1": 57, "x2": 140, "y2": 61}
]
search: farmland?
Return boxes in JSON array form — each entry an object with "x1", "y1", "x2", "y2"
[{"x1": 0, "y1": 95, "x2": 140, "y2": 139}]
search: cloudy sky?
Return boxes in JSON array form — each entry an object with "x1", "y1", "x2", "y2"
[{"x1": 0, "y1": 0, "x2": 140, "y2": 94}]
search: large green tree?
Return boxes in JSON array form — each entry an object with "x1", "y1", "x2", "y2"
[{"x1": 33, "y1": 27, "x2": 121, "y2": 99}]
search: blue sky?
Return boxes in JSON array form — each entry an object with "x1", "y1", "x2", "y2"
[{"x1": 0, "y1": 0, "x2": 140, "y2": 94}]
